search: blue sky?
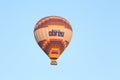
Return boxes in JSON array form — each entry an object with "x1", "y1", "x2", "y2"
[{"x1": 0, "y1": 0, "x2": 120, "y2": 80}]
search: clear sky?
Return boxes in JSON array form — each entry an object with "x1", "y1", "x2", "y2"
[{"x1": 0, "y1": 0, "x2": 120, "y2": 80}]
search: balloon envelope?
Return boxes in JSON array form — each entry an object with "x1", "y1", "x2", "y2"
[{"x1": 34, "y1": 16, "x2": 72, "y2": 65}]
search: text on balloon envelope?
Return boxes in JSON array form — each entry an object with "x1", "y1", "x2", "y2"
[{"x1": 49, "y1": 29, "x2": 64, "y2": 37}]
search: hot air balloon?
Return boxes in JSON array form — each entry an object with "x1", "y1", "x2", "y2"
[{"x1": 34, "y1": 16, "x2": 72, "y2": 65}]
